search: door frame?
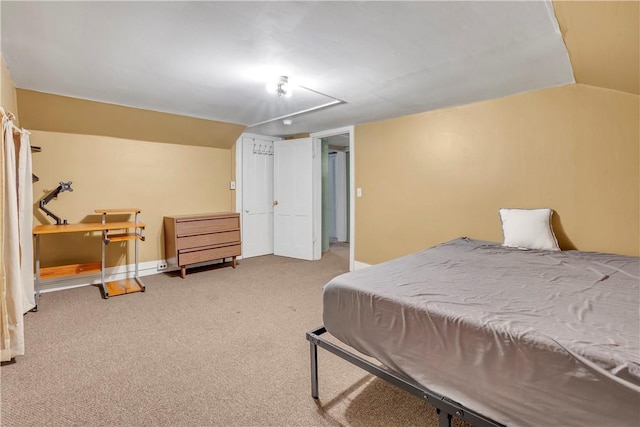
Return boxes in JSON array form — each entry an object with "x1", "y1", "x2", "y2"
[{"x1": 310, "y1": 126, "x2": 355, "y2": 271}]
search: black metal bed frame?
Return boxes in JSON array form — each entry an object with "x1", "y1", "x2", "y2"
[{"x1": 306, "y1": 326, "x2": 505, "y2": 427}]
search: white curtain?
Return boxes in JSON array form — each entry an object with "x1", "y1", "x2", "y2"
[
  {"x1": 1, "y1": 110, "x2": 34, "y2": 362},
  {"x1": 18, "y1": 131, "x2": 35, "y2": 311}
]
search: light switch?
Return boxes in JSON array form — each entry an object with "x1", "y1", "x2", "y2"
[
  {"x1": 230, "y1": 181, "x2": 236, "y2": 190},
  {"x1": 356, "y1": 187, "x2": 362, "y2": 197}
]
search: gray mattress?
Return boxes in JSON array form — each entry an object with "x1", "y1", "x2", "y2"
[{"x1": 323, "y1": 238, "x2": 640, "y2": 426}]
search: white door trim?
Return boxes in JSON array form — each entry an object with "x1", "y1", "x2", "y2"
[{"x1": 310, "y1": 126, "x2": 355, "y2": 271}]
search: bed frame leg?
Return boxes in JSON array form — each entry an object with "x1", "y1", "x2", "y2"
[
  {"x1": 310, "y1": 340, "x2": 319, "y2": 399},
  {"x1": 437, "y1": 408, "x2": 452, "y2": 427}
]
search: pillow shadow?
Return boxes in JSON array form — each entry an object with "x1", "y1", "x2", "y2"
[{"x1": 552, "y1": 210, "x2": 576, "y2": 251}]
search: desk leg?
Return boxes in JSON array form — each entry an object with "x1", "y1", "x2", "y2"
[
  {"x1": 33, "y1": 234, "x2": 40, "y2": 312},
  {"x1": 101, "y1": 231, "x2": 109, "y2": 298},
  {"x1": 134, "y1": 224, "x2": 145, "y2": 292}
]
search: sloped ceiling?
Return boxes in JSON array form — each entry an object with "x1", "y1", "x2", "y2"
[
  {"x1": 553, "y1": 0, "x2": 639, "y2": 95},
  {"x1": 1, "y1": 1, "x2": 574, "y2": 138}
]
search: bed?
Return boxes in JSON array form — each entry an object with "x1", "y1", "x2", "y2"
[{"x1": 307, "y1": 237, "x2": 640, "y2": 427}]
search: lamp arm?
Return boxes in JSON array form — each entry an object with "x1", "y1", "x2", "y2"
[
  {"x1": 39, "y1": 181, "x2": 73, "y2": 225},
  {"x1": 39, "y1": 200, "x2": 63, "y2": 225}
]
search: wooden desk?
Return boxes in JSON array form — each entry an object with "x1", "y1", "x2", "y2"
[
  {"x1": 34, "y1": 222, "x2": 145, "y2": 235},
  {"x1": 33, "y1": 215, "x2": 146, "y2": 308}
]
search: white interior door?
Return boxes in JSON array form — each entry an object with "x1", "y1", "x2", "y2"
[
  {"x1": 274, "y1": 137, "x2": 315, "y2": 260},
  {"x1": 241, "y1": 136, "x2": 274, "y2": 258}
]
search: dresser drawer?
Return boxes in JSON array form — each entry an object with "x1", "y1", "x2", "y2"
[
  {"x1": 177, "y1": 230, "x2": 240, "y2": 250},
  {"x1": 179, "y1": 244, "x2": 241, "y2": 266},
  {"x1": 176, "y1": 217, "x2": 239, "y2": 236}
]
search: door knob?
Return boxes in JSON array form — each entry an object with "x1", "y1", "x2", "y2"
[{"x1": 273, "y1": 200, "x2": 279, "y2": 206}]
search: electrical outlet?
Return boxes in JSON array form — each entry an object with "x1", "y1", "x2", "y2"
[{"x1": 157, "y1": 262, "x2": 168, "y2": 271}]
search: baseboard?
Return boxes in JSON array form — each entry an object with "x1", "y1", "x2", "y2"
[
  {"x1": 37, "y1": 260, "x2": 177, "y2": 294},
  {"x1": 354, "y1": 260, "x2": 372, "y2": 270}
]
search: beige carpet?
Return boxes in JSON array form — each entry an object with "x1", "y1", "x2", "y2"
[{"x1": 1, "y1": 246, "x2": 470, "y2": 427}]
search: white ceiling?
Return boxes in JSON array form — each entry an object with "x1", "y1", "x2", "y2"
[{"x1": 1, "y1": 1, "x2": 574, "y2": 138}]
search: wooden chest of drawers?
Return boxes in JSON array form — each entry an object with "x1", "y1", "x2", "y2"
[{"x1": 164, "y1": 212, "x2": 241, "y2": 278}]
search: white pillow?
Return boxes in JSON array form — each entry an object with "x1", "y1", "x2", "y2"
[{"x1": 499, "y1": 208, "x2": 560, "y2": 251}]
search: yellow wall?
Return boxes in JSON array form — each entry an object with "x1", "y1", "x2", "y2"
[
  {"x1": 355, "y1": 84, "x2": 639, "y2": 264},
  {"x1": 553, "y1": 0, "x2": 639, "y2": 95},
  {"x1": 1, "y1": 55, "x2": 19, "y2": 124},
  {"x1": 31, "y1": 131, "x2": 232, "y2": 268},
  {"x1": 17, "y1": 89, "x2": 245, "y2": 149}
]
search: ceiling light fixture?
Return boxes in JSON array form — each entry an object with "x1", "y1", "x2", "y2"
[
  {"x1": 266, "y1": 75, "x2": 292, "y2": 98},
  {"x1": 249, "y1": 75, "x2": 347, "y2": 129}
]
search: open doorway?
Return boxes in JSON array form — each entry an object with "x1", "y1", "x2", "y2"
[
  {"x1": 311, "y1": 126, "x2": 354, "y2": 270},
  {"x1": 321, "y1": 133, "x2": 350, "y2": 265}
]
